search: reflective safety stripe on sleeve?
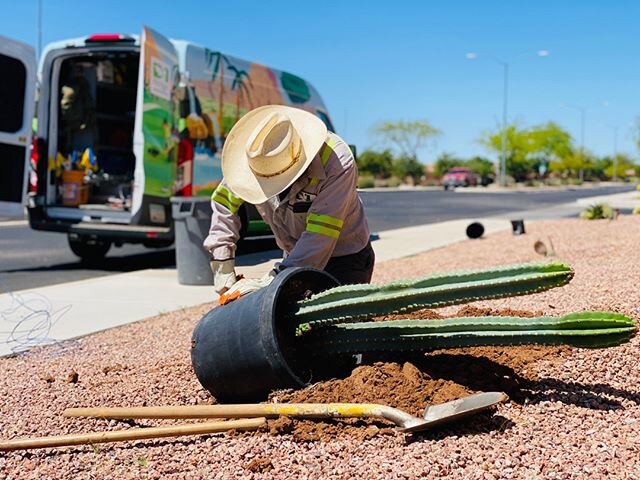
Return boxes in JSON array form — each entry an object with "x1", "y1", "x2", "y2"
[
  {"x1": 212, "y1": 183, "x2": 244, "y2": 214},
  {"x1": 310, "y1": 138, "x2": 339, "y2": 186},
  {"x1": 306, "y1": 212, "x2": 343, "y2": 239},
  {"x1": 319, "y1": 138, "x2": 338, "y2": 166}
]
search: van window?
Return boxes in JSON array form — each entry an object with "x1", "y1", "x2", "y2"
[
  {"x1": 0, "y1": 53, "x2": 27, "y2": 133},
  {"x1": 315, "y1": 110, "x2": 335, "y2": 133}
]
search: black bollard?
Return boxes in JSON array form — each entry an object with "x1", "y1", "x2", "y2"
[
  {"x1": 510, "y1": 219, "x2": 526, "y2": 235},
  {"x1": 466, "y1": 222, "x2": 485, "y2": 239},
  {"x1": 191, "y1": 267, "x2": 339, "y2": 402}
]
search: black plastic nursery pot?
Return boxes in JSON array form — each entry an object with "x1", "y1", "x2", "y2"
[{"x1": 191, "y1": 267, "x2": 340, "y2": 402}]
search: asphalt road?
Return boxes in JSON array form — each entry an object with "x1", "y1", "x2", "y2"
[
  {"x1": 0, "y1": 185, "x2": 633, "y2": 292},
  {"x1": 359, "y1": 185, "x2": 632, "y2": 231}
]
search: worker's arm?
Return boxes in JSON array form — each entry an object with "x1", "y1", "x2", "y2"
[
  {"x1": 203, "y1": 181, "x2": 244, "y2": 260},
  {"x1": 280, "y1": 142, "x2": 356, "y2": 270}
]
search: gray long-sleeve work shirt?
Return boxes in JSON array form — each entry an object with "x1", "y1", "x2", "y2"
[{"x1": 203, "y1": 132, "x2": 370, "y2": 270}]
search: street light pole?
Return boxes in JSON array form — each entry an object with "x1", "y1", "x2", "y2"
[
  {"x1": 563, "y1": 104, "x2": 589, "y2": 181},
  {"x1": 467, "y1": 50, "x2": 547, "y2": 186},
  {"x1": 500, "y1": 62, "x2": 508, "y2": 187},
  {"x1": 605, "y1": 124, "x2": 619, "y2": 182}
]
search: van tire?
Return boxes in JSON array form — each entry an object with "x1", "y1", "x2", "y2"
[{"x1": 68, "y1": 235, "x2": 112, "y2": 263}]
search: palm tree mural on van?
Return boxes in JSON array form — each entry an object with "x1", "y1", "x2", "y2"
[
  {"x1": 204, "y1": 49, "x2": 230, "y2": 138},
  {"x1": 227, "y1": 65, "x2": 254, "y2": 123}
]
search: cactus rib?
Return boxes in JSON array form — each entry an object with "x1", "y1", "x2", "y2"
[
  {"x1": 303, "y1": 312, "x2": 636, "y2": 355},
  {"x1": 293, "y1": 262, "x2": 574, "y2": 332}
]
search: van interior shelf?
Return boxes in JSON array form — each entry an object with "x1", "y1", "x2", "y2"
[
  {"x1": 96, "y1": 113, "x2": 134, "y2": 123},
  {"x1": 96, "y1": 81, "x2": 135, "y2": 93}
]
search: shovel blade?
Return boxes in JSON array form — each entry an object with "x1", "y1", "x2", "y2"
[{"x1": 401, "y1": 391, "x2": 507, "y2": 433}]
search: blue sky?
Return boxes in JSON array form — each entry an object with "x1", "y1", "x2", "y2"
[{"x1": 3, "y1": 0, "x2": 639, "y2": 163}]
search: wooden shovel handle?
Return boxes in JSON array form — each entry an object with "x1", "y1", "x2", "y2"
[{"x1": 0, "y1": 417, "x2": 265, "y2": 451}]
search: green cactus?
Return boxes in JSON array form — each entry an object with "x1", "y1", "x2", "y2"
[
  {"x1": 302, "y1": 312, "x2": 637, "y2": 355},
  {"x1": 294, "y1": 262, "x2": 574, "y2": 333}
]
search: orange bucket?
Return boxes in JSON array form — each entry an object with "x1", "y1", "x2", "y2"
[{"x1": 62, "y1": 170, "x2": 88, "y2": 206}]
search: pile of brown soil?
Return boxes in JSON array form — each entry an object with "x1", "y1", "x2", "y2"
[{"x1": 262, "y1": 306, "x2": 568, "y2": 441}]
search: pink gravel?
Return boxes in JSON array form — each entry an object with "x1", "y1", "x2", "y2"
[{"x1": 1, "y1": 216, "x2": 639, "y2": 479}]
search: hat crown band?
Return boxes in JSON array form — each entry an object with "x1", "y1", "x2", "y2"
[{"x1": 246, "y1": 113, "x2": 302, "y2": 178}]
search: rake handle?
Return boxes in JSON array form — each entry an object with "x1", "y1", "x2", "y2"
[{"x1": 0, "y1": 418, "x2": 265, "y2": 451}]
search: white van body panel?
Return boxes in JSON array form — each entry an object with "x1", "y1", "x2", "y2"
[{"x1": 0, "y1": 35, "x2": 36, "y2": 217}]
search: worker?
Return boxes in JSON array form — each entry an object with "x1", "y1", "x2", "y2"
[{"x1": 204, "y1": 105, "x2": 374, "y2": 297}]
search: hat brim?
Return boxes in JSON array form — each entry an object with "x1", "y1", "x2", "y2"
[{"x1": 221, "y1": 105, "x2": 328, "y2": 204}]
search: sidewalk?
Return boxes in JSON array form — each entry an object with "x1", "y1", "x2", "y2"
[
  {"x1": 0, "y1": 189, "x2": 628, "y2": 356},
  {"x1": 575, "y1": 189, "x2": 639, "y2": 210},
  {"x1": 0, "y1": 217, "x2": 511, "y2": 356}
]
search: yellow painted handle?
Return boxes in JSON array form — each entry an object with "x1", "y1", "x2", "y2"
[{"x1": 64, "y1": 403, "x2": 382, "y2": 420}]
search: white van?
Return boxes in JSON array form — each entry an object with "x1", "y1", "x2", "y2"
[
  {"x1": 0, "y1": 35, "x2": 36, "y2": 219},
  {"x1": 7, "y1": 26, "x2": 335, "y2": 261}
]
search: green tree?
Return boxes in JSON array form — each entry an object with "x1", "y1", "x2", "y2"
[
  {"x1": 391, "y1": 155, "x2": 425, "y2": 180},
  {"x1": 465, "y1": 156, "x2": 495, "y2": 178},
  {"x1": 479, "y1": 124, "x2": 535, "y2": 181},
  {"x1": 549, "y1": 150, "x2": 594, "y2": 179},
  {"x1": 631, "y1": 116, "x2": 640, "y2": 153},
  {"x1": 434, "y1": 153, "x2": 463, "y2": 177},
  {"x1": 356, "y1": 149, "x2": 394, "y2": 178},
  {"x1": 602, "y1": 153, "x2": 637, "y2": 180},
  {"x1": 479, "y1": 122, "x2": 574, "y2": 182},
  {"x1": 372, "y1": 120, "x2": 441, "y2": 158}
]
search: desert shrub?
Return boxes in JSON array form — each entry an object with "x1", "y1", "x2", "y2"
[
  {"x1": 386, "y1": 176, "x2": 402, "y2": 188},
  {"x1": 357, "y1": 175, "x2": 375, "y2": 189},
  {"x1": 580, "y1": 203, "x2": 615, "y2": 220}
]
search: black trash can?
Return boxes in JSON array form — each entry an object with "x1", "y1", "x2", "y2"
[{"x1": 170, "y1": 196, "x2": 213, "y2": 285}]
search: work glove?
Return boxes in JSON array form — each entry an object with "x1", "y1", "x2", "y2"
[
  {"x1": 210, "y1": 259, "x2": 237, "y2": 294},
  {"x1": 218, "y1": 270, "x2": 276, "y2": 305},
  {"x1": 226, "y1": 271, "x2": 274, "y2": 296}
]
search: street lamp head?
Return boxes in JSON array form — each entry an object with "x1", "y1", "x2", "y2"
[
  {"x1": 537, "y1": 50, "x2": 550, "y2": 57},
  {"x1": 465, "y1": 52, "x2": 477, "y2": 60}
]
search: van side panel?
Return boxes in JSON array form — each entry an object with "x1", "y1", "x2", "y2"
[
  {"x1": 181, "y1": 44, "x2": 331, "y2": 196},
  {"x1": 133, "y1": 27, "x2": 179, "y2": 201}
]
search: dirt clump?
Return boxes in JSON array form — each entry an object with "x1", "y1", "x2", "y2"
[
  {"x1": 245, "y1": 457, "x2": 274, "y2": 473},
  {"x1": 374, "y1": 308, "x2": 444, "y2": 322},
  {"x1": 102, "y1": 363, "x2": 129, "y2": 374},
  {"x1": 65, "y1": 371, "x2": 79, "y2": 383},
  {"x1": 453, "y1": 306, "x2": 544, "y2": 318},
  {"x1": 275, "y1": 362, "x2": 471, "y2": 417}
]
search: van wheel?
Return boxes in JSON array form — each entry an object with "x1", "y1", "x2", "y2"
[{"x1": 68, "y1": 235, "x2": 112, "y2": 263}]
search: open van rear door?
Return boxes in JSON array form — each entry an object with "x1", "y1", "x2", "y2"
[
  {"x1": 132, "y1": 26, "x2": 179, "y2": 218},
  {"x1": 0, "y1": 35, "x2": 36, "y2": 218}
]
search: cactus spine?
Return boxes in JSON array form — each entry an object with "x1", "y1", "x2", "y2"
[
  {"x1": 294, "y1": 262, "x2": 574, "y2": 333},
  {"x1": 303, "y1": 312, "x2": 637, "y2": 355}
]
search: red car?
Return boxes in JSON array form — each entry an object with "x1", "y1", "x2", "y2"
[{"x1": 442, "y1": 167, "x2": 479, "y2": 190}]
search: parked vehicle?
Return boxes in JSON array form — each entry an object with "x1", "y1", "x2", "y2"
[
  {"x1": 5, "y1": 27, "x2": 335, "y2": 261},
  {"x1": 442, "y1": 166, "x2": 480, "y2": 190},
  {"x1": 0, "y1": 36, "x2": 36, "y2": 218}
]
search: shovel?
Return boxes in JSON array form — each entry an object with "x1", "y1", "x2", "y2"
[{"x1": 64, "y1": 391, "x2": 507, "y2": 433}]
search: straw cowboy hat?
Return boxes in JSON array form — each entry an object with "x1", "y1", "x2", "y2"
[{"x1": 221, "y1": 105, "x2": 328, "y2": 204}]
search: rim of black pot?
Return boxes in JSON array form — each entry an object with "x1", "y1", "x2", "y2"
[{"x1": 268, "y1": 268, "x2": 340, "y2": 387}]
